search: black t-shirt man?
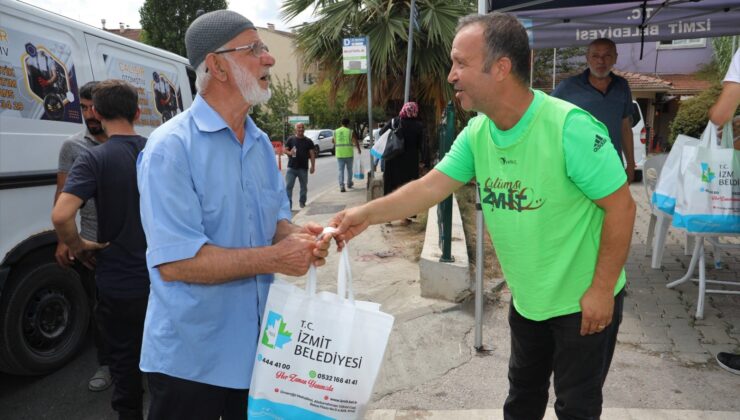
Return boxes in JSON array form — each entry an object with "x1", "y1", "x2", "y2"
[
  {"x1": 285, "y1": 135, "x2": 315, "y2": 170},
  {"x1": 63, "y1": 135, "x2": 149, "y2": 298}
]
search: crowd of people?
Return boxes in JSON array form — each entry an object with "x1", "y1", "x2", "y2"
[{"x1": 48, "y1": 7, "x2": 739, "y2": 420}]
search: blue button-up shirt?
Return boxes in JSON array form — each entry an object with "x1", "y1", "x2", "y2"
[
  {"x1": 137, "y1": 95, "x2": 291, "y2": 388},
  {"x1": 552, "y1": 69, "x2": 632, "y2": 162}
]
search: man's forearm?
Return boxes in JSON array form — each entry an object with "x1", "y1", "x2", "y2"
[
  {"x1": 54, "y1": 218, "x2": 83, "y2": 251},
  {"x1": 363, "y1": 169, "x2": 462, "y2": 225},
  {"x1": 158, "y1": 244, "x2": 279, "y2": 284},
  {"x1": 622, "y1": 125, "x2": 635, "y2": 165},
  {"x1": 591, "y1": 189, "x2": 636, "y2": 291}
]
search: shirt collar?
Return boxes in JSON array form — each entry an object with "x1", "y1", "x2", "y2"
[
  {"x1": 191, "y1": 95, "x2": 266, "y2": 144},
  {"x1": 191, "y1": 94, "x2": 230, "y2": 133}
]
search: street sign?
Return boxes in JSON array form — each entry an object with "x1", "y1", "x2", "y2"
[
  {"x1": 287, "y1": 115, "x2": 310, "y2": 125},
  {"x1": 342, "y1": 37, "x2": 368, "y2": 75}
]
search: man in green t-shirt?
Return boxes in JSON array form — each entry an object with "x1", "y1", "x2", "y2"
[
  {"x1": 330, "y1": 12, "x2": 635, "y2": 419},
  {"x1": 333, "y1": 118, "x2": 361, "y2": 192}
]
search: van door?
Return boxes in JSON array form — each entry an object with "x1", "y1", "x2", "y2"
[{"x1": 83, "y1": 34, "x2": 193, "y2": 136}]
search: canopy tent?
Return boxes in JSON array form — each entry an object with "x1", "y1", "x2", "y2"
[{"x1": 486, "y1": 0, "x2": 740, "y2": 49}]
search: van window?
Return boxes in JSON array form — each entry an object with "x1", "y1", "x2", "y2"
[
  {"x1": 0, "y1": 23, "x2": 84, "y2": 123},
  {"x1": 631, "y1": 102, "x2": 642, "y2": 128},
  {"x1": 86, "y1": 35, "x2": 188, "y2": 130}
]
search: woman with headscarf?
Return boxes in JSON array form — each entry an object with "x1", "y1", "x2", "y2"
[{"x1": 380, "y1": 101, "x2": 427, "y2": 225}]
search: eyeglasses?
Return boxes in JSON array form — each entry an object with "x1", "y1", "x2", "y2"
[{"x1": 213, "y1": 41, "x2": 270, "y2": 58}]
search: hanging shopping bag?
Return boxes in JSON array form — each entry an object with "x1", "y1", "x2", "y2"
[
  {"x1": 371, "y1": 128, "x2": 390, "y2": 160},
  {"x1": 353, "y1": 158, "x2": 364, "y2": 180},
  {"x1": 652, "y1": 134, "x2": 700, "y2": 215},
  {"x1": 382, "y1": 119, "x2": 405, "y2": 160},
  {"x1": 672, "y1": 122, "x2": 740, "y2": 233},
  {"x1": 247, "y1": 246, "x2": 394, "y2": 420}
]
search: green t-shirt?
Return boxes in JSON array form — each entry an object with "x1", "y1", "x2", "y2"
[
  {"x1": 436, "y1": 89, "x2": 627, "y2": 321},
  {"x1": 334, "y1": 126, "x2": 353, "y2": 158}
]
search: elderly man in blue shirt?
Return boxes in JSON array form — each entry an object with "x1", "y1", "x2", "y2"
[
  {"x1": 136, "y1": 10, "x2": 331, "y2": 420},
  {"x1": 553, "y1": 38, "x2": 636, "y2": 183}
]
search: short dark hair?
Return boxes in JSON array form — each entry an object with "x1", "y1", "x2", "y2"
[
  {"x1": 456, "y1": 12, "x2": 531, "y2": 85},
  {"x1": 92, "y1": 79, "x2": 138, "y2": 123},
  {"x1": 588, "y1": 38, "x2": 617, "y2": 54},
  {"x1": 79, "y1": 81, "x2": 100, "y2": 101},
  {"x1": 341, "y1": 118, "x2": 350, "y2": 126}
]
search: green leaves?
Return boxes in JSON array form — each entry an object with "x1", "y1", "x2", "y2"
[
  {"x1": 139, "y1": 0, "x2": 229, "y2": 57},
  {"x1": 283, "y1": 0, "x2": 475, "y2": 116}
]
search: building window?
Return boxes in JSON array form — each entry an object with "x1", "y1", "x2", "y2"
[{"x1": 657, "y1": 38, "x2": 706, "y2": 50}]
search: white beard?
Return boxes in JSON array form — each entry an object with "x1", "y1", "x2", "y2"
[{"x1": 224, "y1": 55, "x2": 271, "y2": 106}]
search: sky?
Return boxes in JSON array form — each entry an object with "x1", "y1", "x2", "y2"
[{"x1": 22, "y1": 0, "x2": 315, "y2": 31}]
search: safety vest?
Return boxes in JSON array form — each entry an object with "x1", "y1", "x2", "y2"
[{"x1": 334, "y1": 126, "x2": 353, "y2": 158}]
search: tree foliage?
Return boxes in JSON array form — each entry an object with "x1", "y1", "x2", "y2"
[
  {"x1": 298, "y1": 80, "x2": 384, "y2": 133},
  {"x1": 139, "y1": 0, "x2": 228, "y2": 57},
  {"x1": 282, "y1": 0, "x2": 476, "y2": 120},
  {"x1": 252, "y1": 77, "x2": 299, "y2": 141},
  {"x1": 669, "y1": 84, "x2": 722, "y2": 145},
  {"x1": 532, "y1": 47, "x2": 586, "y2": 89}
]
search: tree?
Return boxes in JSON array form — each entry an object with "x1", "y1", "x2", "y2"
[
  {"x1": 251, "y1": 77, "x2": 298, "y2": 141},
  {"x1": 297, "y1": 80, "x2": 384, "y2": 133},
  {"x1": 282, "y1": 0, "x2": 476, "y2": 120},
  {"x1": 139, "y1": 0, "x2": 228, "y2": 57},
  {"x1": 532, "y1": 47, "x2": 586, "y2": 89}
]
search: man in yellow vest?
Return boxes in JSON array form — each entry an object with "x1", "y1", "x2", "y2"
[
  {"x1": 330, "y1": 12, "x2": 635, "y2": 419},
  {"x1": 333, "y1": 118, "x2": 361, "y2": 192}
]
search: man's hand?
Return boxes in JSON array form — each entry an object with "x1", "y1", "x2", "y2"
[
  {"x1": 579, "y1": 285, "x2": 615, "y2": 336},
  {"x1": 55, "y1": 242, "x2": 75, "y2": 267},
  {"x1": 69, "y1": 239, "x2": 109, "y2": 270},
  {"x1": 310, "y1": 166, "x2": 315, "y2": 175},
  {"x1": 329, "y1": 206, "x2": 371, "y2": 249},
  {"x1": 625, "y1": 162, "x2": 635, "y2": 183}
]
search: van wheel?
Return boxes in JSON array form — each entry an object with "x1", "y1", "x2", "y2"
[
  {"x1": 314, "y1": 145, "x2": 321, "y2": 157},
  {"x1": 633, "y1": 170, "x2": 643, "y2": 183},
  {"x1": 0, "y1": 262, "x2": 89, "y2": 375},
  {"x1": 331, "y1": 147, "x2": 335, "y2": 156}
]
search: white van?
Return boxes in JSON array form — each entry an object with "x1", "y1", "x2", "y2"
[{"x1": 0, "y1": 0, "x2": 194, "y2": 375}]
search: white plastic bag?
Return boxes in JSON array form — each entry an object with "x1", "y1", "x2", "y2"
[
  {"x1": 353, "y1": 158, "x2": 364, "y2": 180},
  {"x1": 672, "y1": 123, "x2": 740, "y2": 233},
  {"x1": 247, "y1": 247, "x2": 394, "y2": 420},
  {"x1": 370, "y1": 129, "x2": 390, "y2": 160},
  {"x1": 652, "y1": 134, "x2": 700, "y2": 215}
]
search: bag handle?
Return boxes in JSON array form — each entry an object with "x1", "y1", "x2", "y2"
[
  {"x1": 304, "y1": 228, "x2": 355, "y2": 303},
  {"x1": 702, "y1": 122, "x2": 735, "y2": 149}
]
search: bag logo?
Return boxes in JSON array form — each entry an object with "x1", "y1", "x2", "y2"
[
  {"x1": 700, "y1": 163, "x2": 716, "y2": 183},
  {"x1": 593, "y1": 134, "x2": 607, "y2": 152},
  {"x1": 261, "y1": 311, "x2": 292, "y2": 349}
]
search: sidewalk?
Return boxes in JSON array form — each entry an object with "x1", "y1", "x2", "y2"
[{"x1": 287, "y1": 177, "x2": 740, "y2": 419}]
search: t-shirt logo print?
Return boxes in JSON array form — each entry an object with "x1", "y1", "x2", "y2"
[
  {"x1": 593, "y1": 134, "x2": 607, "y2": 152},
  {"x1": 261, "y1": 311, "x2": 292, "y2": 350}
]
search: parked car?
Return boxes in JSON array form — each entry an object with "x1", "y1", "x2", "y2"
[
  {"x1": 630, "y1": 100, "x2": 647, "y2": 183},
  {"x1": 304, "y1": 129, "x2": 334, "y2": 155},
  {"x1": 363, "y1": 128, "x2": 381, "y2": 148}
]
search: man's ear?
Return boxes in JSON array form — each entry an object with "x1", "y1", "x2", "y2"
[
  {"x1": 205, "y1": 54, "x2": 228, "y2": 81},
  {"x1": 493, "y1": 56, "x2": 512, "y2": 82},
  {"x1": 134, "y1": 106, "x2": 141, "y2": 123}
]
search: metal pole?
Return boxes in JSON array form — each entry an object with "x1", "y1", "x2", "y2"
[
  {"x1": 366, "y1": 35, "x2": 374, "y2": 171},
  {"x1": 403, "y1": 0, "x2": 416, "y2": 103},
  {"x1": 474, "y1": 183, "x2": 484, "y2": 350},
  {"x1": 552, "y1": 48, "x2": 557, "y2": 90}
]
